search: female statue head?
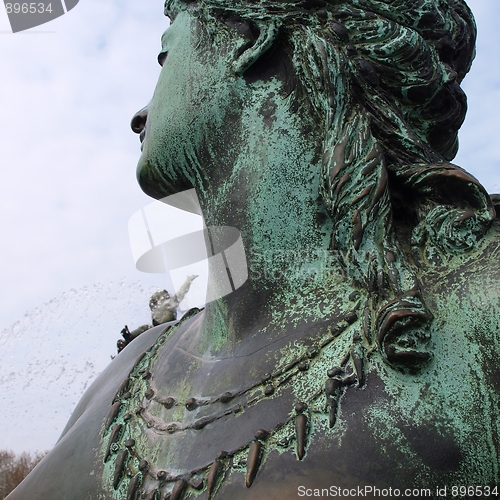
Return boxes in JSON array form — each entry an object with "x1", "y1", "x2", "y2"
[
  {"x1": 131, "y1": 0, "x2": 494, "y2": 367},
  {"x1": 138, "y1": 0, "x2": 493, "y2": 235}
]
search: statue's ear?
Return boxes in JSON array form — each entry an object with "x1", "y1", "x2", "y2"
[{"x1": 232, "y1": 20, "x2": 280, "y2": 75}]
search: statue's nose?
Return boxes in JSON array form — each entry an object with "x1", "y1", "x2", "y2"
[{"x1": 131, "y1": 106, "x2": 148, "y2": 134}]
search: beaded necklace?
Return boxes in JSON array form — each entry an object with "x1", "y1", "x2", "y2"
[{"x1": 101, "y1": 303, "x2": 367, "y2": 500}]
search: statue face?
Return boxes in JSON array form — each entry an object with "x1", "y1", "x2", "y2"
[{"x1": 133, "y1": 10, "x2": 245, "y2": 200}]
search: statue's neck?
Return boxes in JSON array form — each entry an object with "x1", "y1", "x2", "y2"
[{"x1": 194, "y1": 121, "x2": 340, "y2": 355}]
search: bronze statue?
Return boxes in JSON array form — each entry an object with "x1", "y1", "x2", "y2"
[
  {"x1": 149, "y1": 276, "x2": 198, "y2": 326},
  {"x1": 118, "y1": 275, "x2": 199, "y2": 353},
  {"x1": 8, "y1": 0, "x2": 500, "y2": 498}
]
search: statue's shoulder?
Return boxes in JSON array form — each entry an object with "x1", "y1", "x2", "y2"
[
  {"x1": 418, "y1": 219, "x2": 500, "y2": 358},
  {"x1": 418, "y1": 217, "x2": 500, "y2": 281}
]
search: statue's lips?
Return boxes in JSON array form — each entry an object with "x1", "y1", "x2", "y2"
[{"x1": 140, "y1": 130, "x2": 146, "y2": 151}]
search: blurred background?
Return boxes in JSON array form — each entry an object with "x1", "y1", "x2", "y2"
[{"x1": 0, "y1": 0, "x2": 499, "y2": 455}]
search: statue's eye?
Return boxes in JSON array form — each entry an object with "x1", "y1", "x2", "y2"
[{"x1": 158, "y1": 51, "x2": 168, "y2": 67}]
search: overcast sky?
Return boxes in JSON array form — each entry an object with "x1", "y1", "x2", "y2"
[{"x1": 0, "y1": 0, "x2": 499, "y2": 453}]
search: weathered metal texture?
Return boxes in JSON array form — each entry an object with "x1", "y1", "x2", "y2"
[{"x1": 6, "y1": 1, "x2": 500, "y2": 499}]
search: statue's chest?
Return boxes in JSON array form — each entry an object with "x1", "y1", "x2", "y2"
[
  {"x1": 98, "y1": 301, "x2": 500, "y2": 499},
  {"x1": 99, "y1": 318, "x2": 364, "y2": 499}
]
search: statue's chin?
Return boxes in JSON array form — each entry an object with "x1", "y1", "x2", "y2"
[
  {"x1": 136, "y1": 155, "x2": 202, "y2": 215},
  {"x1": 137, "y1": 154, "x2": 179, "y2": 198}
]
